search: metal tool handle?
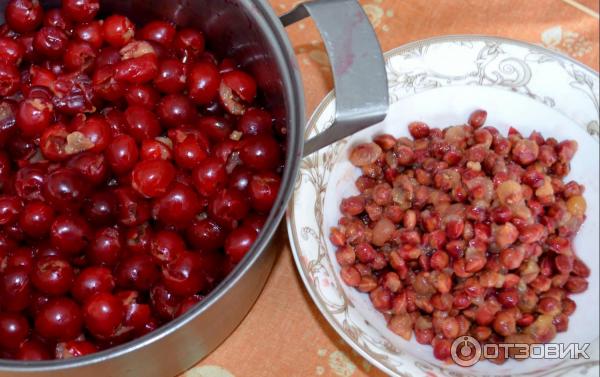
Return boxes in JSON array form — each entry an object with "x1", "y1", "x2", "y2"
[{"x1": 281, "y1": 0, "x2": 389, "y2": 157}]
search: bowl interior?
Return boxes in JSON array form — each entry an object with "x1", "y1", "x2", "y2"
[{"x1": 323, "y1": 85, "x2": 599, "y2": 375}]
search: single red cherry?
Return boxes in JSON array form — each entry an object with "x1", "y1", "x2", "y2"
[
  {"x1": 173, "y1": 28, "x2": 205, "y2": 62},
  {"x1": 186, "y1": 218, "x2": 226, "y2": 251},
  {"x1": 118, "y1": 291, "x2": 151, "y2": 332},
  {"x1": 249, "y1": 171, "x2": 281, "y2": 213},
  {"x1": 105, "y1": 134, "x2": 139, "y2": 175},
  {"x1": 239, "y1": 135, "x2": 281, "y2": 171},
  {"x1": 115, "y1": 254, "x2": 160, "y2": 291},
  {"x1": 7, "y1": 134, "x2": 36, "y2": 161},
  {"x1": 192, "y1": 157, "x2": 227, "y2": 197},
  {"x1": 5, "y1": 0, "x2": 44, "y2": 33},
  {"x1": 124, "y1": 223, "x2": 153, "y2": 254},
  {"x1": 157, "y1": 94, "x2": 194, "y2": 128},
  {"x1": 131, "y1": 160, "x2": 176, "y2": 198},
  {"x1": 208, "y1": 188, "x2": 249, "y2": 229},
  {"x1": 243, "y1": 213, "x2": 267, "y2": 234},
  {"x1": 173, "y1": 136, "x2": 210, "y2": 170},
  {"x1": 62, "y1": 0, "x2": 100, "y2": 22},
  {"x1": 33, "y1": 26, "x2": 68, "y2": 59},
  {"x1": 102, "y1": 106, "x2": 127, "y2": 133},
  {"x1": 92, "y1": 64, "x2": 126, "y2": 101},
  {"x1": 96, "y1": 47, "x2": 121, "y2": 68},
  {"x1": 5, "y1": 246, "x2": 35, "y2": 272},
  {"x1": 28, "y1": 65, "x2": 56, "y2": 89},
  {"x1": 66, "y1": 151, "x2": 109, "y2": 186},
  {"x1": 64, "y1": 41, "x2": 97, "y2": 72},
  {"x1": 113, "y1": 187, "x2": 151, "y2": 227},
  {"x1": 0, "y1": 37, "x2": 25, "y2": 65},
  {"x1": 0, "y1": 267, "x2": 32, "y2": 312},
  {"x1": 125, "y1": 84, "x2": 159, "y2": 109},
  {"x1": 188, "y1": 61, "x2": 220, "y2": 105},
  {"x1": 176, "y1": 294, "x2": 203, "y2": 317},
  {"x1": 238, "y1": 108, "x2": 273, "y2": 136},
  {"x1": 114, "y1": 54, "x2": 158, "y2": 84},
  {"x1": 51, "y1": 71, "x2": 96, "y2": 115},
  {"x1": 42, "y1": 8, "x2": 71, "y2": 33},
  {"x1": 74, "y1": 20, "x2": 104, "y2": 49},
  {"x1": 102, "y1": 14, "x2": 135, "y2": 47},
  {"x1": 16, "y1": 96, "x2": 54, "y2": 137},
  {"x1": 154, "y1": 59, "x2": 187, "y2": 94},
  {"x1": 150, "y1": 230, "x2": 186, "y2": 265},
  {"x1": 49, "y1": 214, "x2": 91, "y2": 255},
  {"x1": 42, "y1": 168, "x2": 90, "y2": 212},
  {"x1": 162, "y1": 251, "x2": 206, "y2": 296},
  {"x1": 31, "y1": 256, "x2": 74, "y2": 296},
  {"x1": 140, "y1": 139, "x2": 173, "y2": 161},
  {"x1": 228, "y1": 166, "x2": 253, "y2": 193},
  {"x1": 149, "y1": 283, "x2": 180, "y2": 321},
  {"x1": 87, "y1": 226, "x2": 122, "y2": 267},
  {"x1": 0, "y1": 312, "x2": 29, "y2": 351},
  {"x1": 219, "y1": 70, "x2": 257, "y2": 115},
  {"x1": 35, "y1": 297, "x2": 83, "y2": 341},
  {"x1": 0, "y1": 195, "x2": 23, "y2": 225},
  {"x1": 83, "y1": 292, "x2": 124, "y2": 339},
  {"x1": 4, "y1": 222, "x2": 25, "y2": 242},
  {"x1": 40, "y1": 123, "x2": 70, "y2": 161},
  {"x1": 152, "y1": 182, "x2": 200, "y2": 227},
  {"x1": 130, "y1": 317, "x2": 156, "y2": 338},
  {"x1": 197, "y1": 116, "x2": 232, "y2": 142},
  {"x1": 124, "y1": 105, "x2": 161, "y2": 142},
  {"x1": 224, "y1": 224, "x2": 257, "y2": 264},
  {"x1": 71, "y1": 116, "x2": 112, "y2": 153},
  {"x1": 138, "y1": 21, "x2": 176, "y2": 46},
  {"x1": 19, "y1": 201, "x2": 54, "y2": 238},
  {"x1": 83, "y1": 191, "x2": 117, "y2": 226},
  {"x1": 14, "y1": 166, "x2": 46, "y2": 202},
  {"x1": 71, "y1": 266, "x2": 115, "y2": 303}
]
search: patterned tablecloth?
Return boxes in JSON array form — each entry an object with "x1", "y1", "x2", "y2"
[{"x1": 183, "y1": 1, "x2": 599, "y2": 376}]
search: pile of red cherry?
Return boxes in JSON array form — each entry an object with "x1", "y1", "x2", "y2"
[{"x1": 0, "y1": 0, "x2": 284, "y2": 360}]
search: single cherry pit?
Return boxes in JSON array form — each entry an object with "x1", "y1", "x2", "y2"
[
  {"x1": 0, "y1": 0, "x2": 283, "y2": 361},
  {"x1": 331, "y1": 110, "x2": 589, "y2": 365}
]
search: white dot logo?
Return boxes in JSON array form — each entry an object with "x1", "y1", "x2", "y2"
[{"x1": 451, "y1": 335, "x2": 482, "y2": 367}]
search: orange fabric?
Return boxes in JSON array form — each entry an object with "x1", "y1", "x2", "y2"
[{"x1": 184, "y1": 1, "x2": 598, "y2": 376}]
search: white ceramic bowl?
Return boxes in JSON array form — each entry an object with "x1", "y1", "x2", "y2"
[{"x1": 287, "y1": 36, "x2": 599, "y2": 377}]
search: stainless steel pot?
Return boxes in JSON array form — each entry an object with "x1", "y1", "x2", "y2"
[{"x1": 0, "y1": 0, "x2": 388, "y2": 375}]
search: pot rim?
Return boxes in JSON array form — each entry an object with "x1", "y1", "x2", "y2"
[{"x1": 0, "y1": 0, "x2": 305, "y2": 371}]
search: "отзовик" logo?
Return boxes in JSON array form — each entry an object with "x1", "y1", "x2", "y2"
[{"x1": 450, "y1": 336, "x2": 590, "y2": 366}]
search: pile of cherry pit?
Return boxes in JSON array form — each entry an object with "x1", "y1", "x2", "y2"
[
  {"x1": 331, "y1": 110, "x2": 590, "y2": 364},
  {"x1": 0, "y1": 0, "x2": 283, "y2": 360}
]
